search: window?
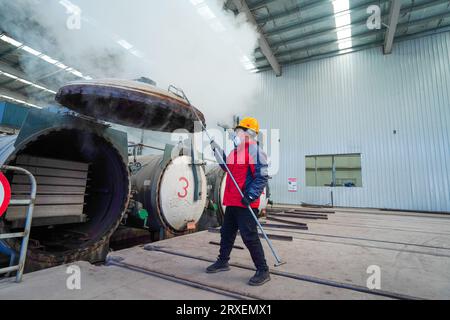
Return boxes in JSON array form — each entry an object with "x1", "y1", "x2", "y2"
[{"x1": 306, "y1": 154, "x2": 362, "y2": 187}]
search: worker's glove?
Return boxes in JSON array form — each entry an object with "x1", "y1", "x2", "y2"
[{"x1": 241, "y1": 196, "x2": 254, "y2": 207}]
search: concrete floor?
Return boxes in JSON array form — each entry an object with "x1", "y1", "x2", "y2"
[{"x1": 1, "y1": 207, "x2": 449, "y2": 300}]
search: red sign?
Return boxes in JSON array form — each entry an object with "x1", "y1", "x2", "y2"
[
  {"x1": 288, "y1": 178, "x2": 298, "y2": 192},
  {"x1": 0, "y1": 172, "x2": 11, "y2": 217}
]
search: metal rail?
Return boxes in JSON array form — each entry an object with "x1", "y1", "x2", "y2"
[
  {"x1": 208, "y1": 227, "x2": 293, "y2": 242},
  {"x1": 0, "y1": 165, "x2": 36, "y2": 282},
  {"x1": 106, "y1": 258, "x2": 260, "y2": 300},
  {"x1": 144, "y1": 245, "x2": 425, "y2": 300}
]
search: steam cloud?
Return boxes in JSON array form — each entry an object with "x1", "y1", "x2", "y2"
[{"x1": 0, "y1": 0, "x2": 261, "y2": 130}]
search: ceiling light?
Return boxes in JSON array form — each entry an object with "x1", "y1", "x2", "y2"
[
  {"x1": 0, "y1": 34, "x2": 22, "y2": 47},
  {"x1": 1, "y1": 71, "x2": 18, "y2": 80},
  {"x1": 22, "y1": 46, "x2": 42, "y2": 56},
  {"x1": 41, "y1": 55, "x2": 59, "y2": 65},
  {"x1": 0, "y1": 70, "x2": 57, "y2": 94},
  {"x1": 333, "y1": 0, "x2": 352, "y2": 51},
  {"x1": 240, "y1": 55, "x2": 256, "y2": 70},
  {"x1": 71, "y1": 70, "x2": 84, "y2": 77},
  {"x1": 197, "y1": 5, "x2": 216, "y2": 20},
  {"x1": 190, "y1": 0, "x2": 205, "y2": 6},
  {"x1": 335, "y1": 13, "x2": 351, "y2": 28},
  {"x1": 0, "y1": 94, "x2": 42, "y2": 109},
  {"x1": 59, "y1": 0, "x2": 80, "y2": 14},
  {"x1": 332, "y1": 0, "x2": 350, "y2": 13},
  {"x1": 18, "y1": 79, "x2": 33, "y2": 85},
  {"x1": 338, "y1": 40, "x2": 353, "y2": 50},
  {"x1": 0, "y1": 35, "x2": 93, "y2": 80},
  {"x1": 130, "y1": 49, "x2": 144, "y2": 58},
  {"x1": 117, "y1": 39, "x2": 134, "y2": 50},
  {"x1": 55, "y1": 62, "x2": 69, "y2": 69},
  {"x1": 337, "y1": 28, "x2": 351, "y2": 39}
]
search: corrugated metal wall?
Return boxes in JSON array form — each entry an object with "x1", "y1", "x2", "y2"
[{"x1": 252, "y1": 32, "x2": 450, "y2": 212}]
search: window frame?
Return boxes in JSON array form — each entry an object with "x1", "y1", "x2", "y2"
[{"x1": 305, "y1": 153, "x2": 362, "y2": 188}]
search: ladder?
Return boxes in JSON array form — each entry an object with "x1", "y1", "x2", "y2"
[{"x1": 0, "y1": 165, "x2": 36, "y2": 283}]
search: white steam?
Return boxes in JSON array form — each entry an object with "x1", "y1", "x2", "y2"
[{"x1": 0, "y1": 0, "x2": 261, "y2": 128}]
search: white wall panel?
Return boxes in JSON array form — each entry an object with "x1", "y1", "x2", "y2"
[{"x1": 252, "y1": 32, "x2": 450, "y2": 212}]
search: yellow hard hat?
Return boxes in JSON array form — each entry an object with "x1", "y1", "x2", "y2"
[{"x1": 236, "y1": 117, "x2": 260, "y2": 134}]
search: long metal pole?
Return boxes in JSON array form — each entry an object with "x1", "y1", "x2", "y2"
[
  {"x1": 183, "y1": 94, "x2": 285, "y2": 266},
  {"x1": 210, "y1": 140, "x2": 284, "y2": 266}
]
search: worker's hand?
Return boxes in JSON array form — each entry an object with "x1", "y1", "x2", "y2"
[{"x1": 241, "y1": 196, "x2": 254, "y2": 207}]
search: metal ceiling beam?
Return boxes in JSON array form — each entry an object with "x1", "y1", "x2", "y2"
[
  {"x1": 256, "y1": 10, "x2": 450, "y2": 63},
  {"x1": 231, "y1": 0, "x2": 281, "y2": 76},
  {"x1": 257, "y1": 42, "x2": 384, "y2": 71},
  {"x1": 256, "y1": 0, "x2": 450, "y2": 60},
  {"x1": 263, "y1": 0, "x2": 447, "y2": 38},
  {"x1": 383, "y1": 0, "x2": 402, "y2": 54},
  {"x1": 258, "y1": 0, "x2": 448, "y2": 54},
  {"x1": 256, "y1": 12, "x2": 450, "y2": 68},
  {"x1": 248, "y1": 0, "x2": 278, "y2": 10},
  {"x1": 255, "y1": 29, "x2": 379, "y2": 63},
  {"x1": 264, "y1": 0, "x2": 386, "y2": 37},
  {"x1": 258, "y1": 22, "x2": 450, "y2": 71},
  {"x1": 255, "y1": 0, "x2": 335, "y2": 25},
  {"x1": 260, "y1": 16, "x2": 374, "y2": 54}
]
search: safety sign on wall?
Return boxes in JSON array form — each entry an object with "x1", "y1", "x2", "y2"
[
  {"x1": 0, "y1": 172, "x2": 11, "y2": 217},
  {"x1": 288, "y1": 178, "x2": 298, "y2": 192}
]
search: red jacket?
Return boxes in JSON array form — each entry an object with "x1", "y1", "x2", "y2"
[{"x1": 217, "y1": 140, "x2": 269, "y2": 209}]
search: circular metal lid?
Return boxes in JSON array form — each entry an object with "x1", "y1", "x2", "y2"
[
  {"x1": 159, "y1": 156, "x2": 207, "y2": 231},
  {"x1": 56, "y1": 79, "x2": 206, "y2": 132}
]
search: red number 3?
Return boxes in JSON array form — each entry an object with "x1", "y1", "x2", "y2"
[{"x1": 178, "y1": 177, "x2": 189, "y2": 198}]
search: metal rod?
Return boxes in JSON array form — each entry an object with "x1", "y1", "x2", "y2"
[
  {"x1": 262, "y1": 223, "x2": 309, "y2": 231},
  {"x1": 181, "y1": 91, "x2": 285, "y2": 266},
  {"x1": 267, "y1": 207, "x2": 335, "y2": 214},
  {"x1": 265, "y1": 216, "x2": 309, "y2": 227},
  {"x1": 107, "y1": 259, "x2": 259, "y2": 300},
  {"x1": 0, "y1": 232, "x2": 25, "y2": 240},
  {"x1": 209, "y1": 241, "x2": 244, "y2": 250},
  {"x1": 269, "y1": 212, "x2": 328, "y2": 220},
  {"x1": 145, "y1": 246, "x2": 424, "y2": 300},
  {"x1": 128, "y1": 143, "x2": 166, "y2": 152},
  {"x1": 9, "y1": 200, "x2": 31, "y2": 205},
  {"x1": 0, "y1": 265, "x2": 19, "y2": 274},
  {"x1": 208, "y1": 228, "x2": 293, "y2": 242}
]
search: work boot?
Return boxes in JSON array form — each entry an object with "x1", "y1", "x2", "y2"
[
  {"x1": 206, "y1": 260, "x2": 230, "y2": 273},
  {"x1": 248, "y1": 269, "x2": 271, "y2": 286}
]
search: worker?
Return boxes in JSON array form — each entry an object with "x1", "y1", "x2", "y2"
[{"x1": 206, "y1": 117, "x2": 270, "y2": 286}]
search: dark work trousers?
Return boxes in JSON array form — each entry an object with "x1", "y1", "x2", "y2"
[{"x1": 218, "y1": 206, "x2": 268, "y2": 271}]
